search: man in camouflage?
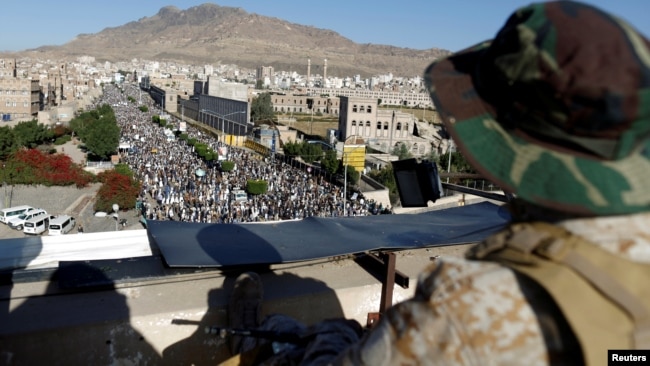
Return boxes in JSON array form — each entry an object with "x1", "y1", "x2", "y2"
[{"x1": 231, "y1": 1, "x2": 650, "y2": 364}]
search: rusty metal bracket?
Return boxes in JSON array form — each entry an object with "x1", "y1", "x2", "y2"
[{"x1": 354, "y1": 251, "x2": 409, "y2": 327}]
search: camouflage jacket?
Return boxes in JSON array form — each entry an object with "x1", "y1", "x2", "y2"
[{"x1": 335, "y1": 212, "x2": 650, "y2": 365}]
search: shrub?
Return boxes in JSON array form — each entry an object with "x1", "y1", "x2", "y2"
[
  {"x1": 246, "y1": 179, "x2": 268, "y2": 195},
  {"x1": 54, "y1": 135, "x2": 72, "y2": 145},
  {"x1": 7, "y1": 148, "x2": 94, "y2": 187},
  {"x1": 221, "y1": 160, "x2": 235, "y2": 172}
]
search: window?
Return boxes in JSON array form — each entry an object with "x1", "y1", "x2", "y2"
[
  {"x1": 377, "y1": 122, "x2": 382, "y2": 129},
  {"x1": 360, "y1": 105, "x2": 365, "y2": 112},
  {"x1": 351, "y1": 120, "x2": 357, "y2": 126},
  {"x1": 397, "y1": 122, "x2": 402, "y2": 130},
  {"x1": 352, "y1": 105, "x2": 358, "y2": 112},
  {"x1": 367, "y1": 106, "x2": 372, "y2": 113}
]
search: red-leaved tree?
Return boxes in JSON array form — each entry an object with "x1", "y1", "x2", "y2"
[
  {"x1": 7, "y1": 149, "x2": 93, "y2": 187},
  {"x1": 94, "y1": 170, "x2": 141, "y2": 212}
]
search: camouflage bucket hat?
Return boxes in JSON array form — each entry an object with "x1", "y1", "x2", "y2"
[{"x1": 425, "y1": 1, "x2": 650, "y2": 215}]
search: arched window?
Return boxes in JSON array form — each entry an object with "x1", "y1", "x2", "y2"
[
  {"x1": 367, "y1": 106, "x2": 372, "y2": 113},
  {"x1": 351, "y1": 120, "x2": 357, "y2": 126},
  {"x1": 360, "y1": 105, "x2": 365, "y2": 112},
  {"x1": 365, "y1": 121, "x2": 371, "y2": 136},
  {"x1": 396, "y1": 122, "x2": 402, "y2": 130},
  {"x1": 352, "y1": 105, "x2": 358, "y2": 112}
]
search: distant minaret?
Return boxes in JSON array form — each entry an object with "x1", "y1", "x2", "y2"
[
  {"x1": 323, "y1": 59, "x2": 327, "y2": 83},
  {"x1": 307, "y1": 58, "x2": 311, "y2": 86}
]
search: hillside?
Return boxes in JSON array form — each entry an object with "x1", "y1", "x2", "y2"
[{"x1": 5, "y1": 3, "x2": 450, "y2": 77}]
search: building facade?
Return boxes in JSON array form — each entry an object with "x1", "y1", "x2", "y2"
[
  {"x1": 338, "y1": 96, "x2": 433, "y2": 157},
  {"x1": 0, "y1": 78, "x2": 41, "y2": 121},
  {"x1": 307, "y1": 87, "x2": 433, "y2": 109},
  {"x1": 269, "y1": 93, "x2": 340, "y2": 116}
]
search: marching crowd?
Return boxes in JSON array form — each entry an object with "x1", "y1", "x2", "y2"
[{"x1": 94, "y1": 84, "x2": 391, "y2": 224}]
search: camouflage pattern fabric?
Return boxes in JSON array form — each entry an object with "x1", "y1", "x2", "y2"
[
  {"x1": 424, "y1": 1, "x2": 650, "y2": 216},
  {"x1": 333, "y1": 211, "x2": 650, "y2": 365}
]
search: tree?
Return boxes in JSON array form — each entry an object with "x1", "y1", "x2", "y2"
[
  {"x1": 84, "y1": 117, "x2": 120, "y2": 160},
  {"x1": 437, "y1": 152, "x2": 476, "y2": 174},
  {"x1": 282, "y1": 141, "x2": 301, "y2": 158},
  {"x1": 13, "y1": 120, "x2": 52, "y2": 148},
  {"x1": 321, "y1": 149, "x2": 339, "y2": 175},
  {"x1": 95, "y1": 169, "x2": 141, "y2": 212},
  {"x1": 300, "y1": 142, "x2": 322, "y2": 164},
  {"x1": 251, "y1": 92, "x2": 274, "y2": 122},
  {"x1": 368, "y1": 165, "x2": 399, "y2": 204},
  {"x1": 392, "y1": 143, "x2": 413, "y2": 160},
  {"x1": 344, "y1": 165, "x2": 360, "y2": 185},
  {"x1": 255, "y1": 79, "x2": 264, "y2": 90},
  {"x1": 0, "y1": 126, "x2": 18, "y2": 160}
]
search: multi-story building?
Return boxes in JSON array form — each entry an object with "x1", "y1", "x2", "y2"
[
  {"x1": 0, "y1": 59, "x2": 41, "y2": 121},
  {"x1": 307, "y1": 87, "x2": 433, "y2": 109},
  {"x1": 256, "y1": 66, "x2": 274, "y2": 87},
  {"x1": 338, "y1": 96, "x2": 434, "y2": 157},
  {"x1": 269, "y1": 93, "x2": 340, "y2": 115}
]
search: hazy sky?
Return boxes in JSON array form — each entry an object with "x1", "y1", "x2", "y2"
[{"x1": 3, "y1": 0, "x2": 649, "y2": 52}]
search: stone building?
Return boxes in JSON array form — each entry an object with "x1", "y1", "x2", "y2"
[
  {"x1": 269, "y1": 93, "x2": 340, "y2": 116},
  {"x1": 0, "y1": 59, "x2": 41, "y2": 121},
  {"x1": 338, "y1": 96, "x2": 433, "y2": 157}
]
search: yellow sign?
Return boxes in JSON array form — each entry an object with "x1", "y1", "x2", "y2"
[{"x1": 342, "y1": 145, "x2": 365, "y2": 173}]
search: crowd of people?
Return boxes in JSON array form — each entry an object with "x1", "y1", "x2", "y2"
[{"x1": 93, "y1": 84, "x2": 391, "y2": 224}]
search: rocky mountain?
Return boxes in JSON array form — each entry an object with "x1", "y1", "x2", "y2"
[{"x1": 9, "y1": 3, "x2": 451, "y2": 77}]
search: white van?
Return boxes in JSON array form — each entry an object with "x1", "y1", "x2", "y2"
[
  {"x1": 23, "y1": 214, "x2": 54, "y2": 235},
  {"x1": 0, "y1": 205, "x2": 34, "y2": 224},
  {"x1": 48, "y1": 215, "x2": 76, "y2": 236},
  {"x1": 7, "y1": 208, "x2": 47, "y2": 230}
]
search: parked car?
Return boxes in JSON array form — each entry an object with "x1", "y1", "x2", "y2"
[{"x1": 8, "y1": 208, "x2": 47, "y2": 231}]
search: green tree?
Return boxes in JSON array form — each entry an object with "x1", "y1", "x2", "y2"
[
  {"x1": 251, "y1": 92, "x2": 274, "y2": 122},
  {"x1": 438, "y1": 152, "x2": 476, "y2": 174},
  {"x1": 368, "y1": 165, "x2": 399, "y2": 204},
  {"x1": 282, "y1": 141, "x2": 301, "y2": 157},
  {"x1": 321, "y1": 149, "x2": 339, "y2": 175},
  {"x1": 255, "y1": 79, "x2": 264, "y2": 89},
  {"x1": 300, "y1": 142, "x2": 322, "y2": 164},
  {"x1": 392, "y1": 143, "x2": 413, "y2": 160},
  {"x1": 13, "y1": 120, "x2": 52, "y2": 148},
  {"x1": 344, "y1": 165, "x2": 360, "y2": 185},
  {"x1": 0, "y1": 126, "x2": 18, "y2": 160},
  {"x1": 84, "y1": 117, "x2": 120, "y2": 160}
]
